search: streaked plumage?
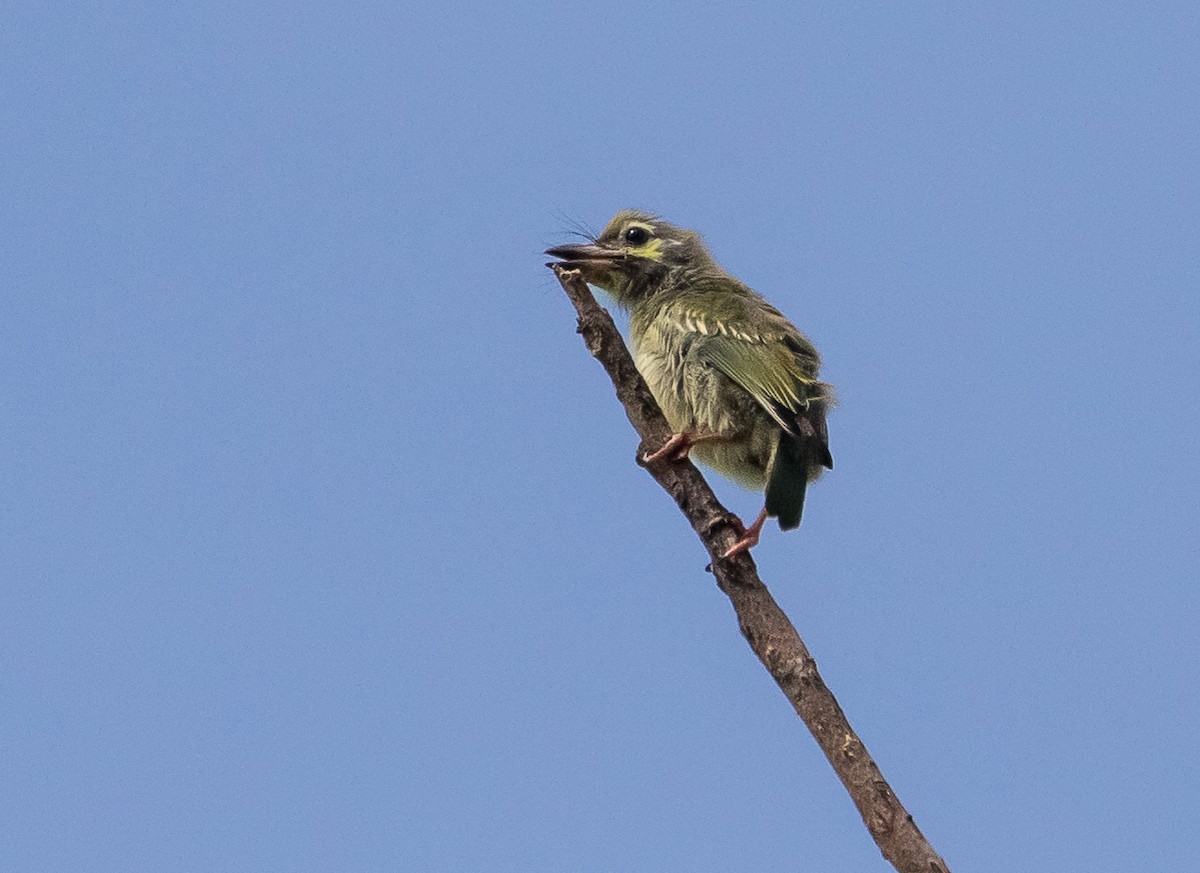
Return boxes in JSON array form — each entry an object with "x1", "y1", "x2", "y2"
[{"x1": 547, "y1": 210, "x2": 833, "y2": 555}]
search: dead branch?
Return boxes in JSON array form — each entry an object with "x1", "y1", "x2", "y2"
[{"x1": 549, "y1": 263, "x2": 950, "y2": 873}]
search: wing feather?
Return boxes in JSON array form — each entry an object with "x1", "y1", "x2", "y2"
[{"x1": 664, "y1": 296, "x2": 833, "y2": 470}]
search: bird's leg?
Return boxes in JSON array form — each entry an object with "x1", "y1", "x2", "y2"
[
  {"x1": 723, "y1": 507, "x2": 769, "y2": 558},
  {"x1": 642, "y1": 431, "x2": 727, "y2": 464}
]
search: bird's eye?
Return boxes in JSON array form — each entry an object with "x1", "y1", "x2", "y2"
[{"x1": 624, "y1": 226, "x2": 650, "y2": 245}]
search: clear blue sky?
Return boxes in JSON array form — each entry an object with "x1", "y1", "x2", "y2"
[{"x1": 3, "y1": 3, "x2": 1197, "y2": 871}]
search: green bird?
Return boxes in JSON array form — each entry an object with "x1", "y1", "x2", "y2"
[{"x1": 546, "y1": 210, "x2": 833, "y2": 557}]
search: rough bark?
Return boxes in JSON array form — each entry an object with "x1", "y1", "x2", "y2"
[{"x1": 549, "y1": 263, "x2": 951, "y2": 873}]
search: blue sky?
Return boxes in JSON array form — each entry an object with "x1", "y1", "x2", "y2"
[{"x1": 3, "y1": 2, "x2": 1198, "y2": 871}]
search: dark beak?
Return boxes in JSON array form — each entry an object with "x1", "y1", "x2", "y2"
[{"x1": 544, "y1": 243, "x2": 623, "y2": 263}]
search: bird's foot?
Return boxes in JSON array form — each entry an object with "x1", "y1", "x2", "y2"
[
  {"x1": 723, "y1": 507, "x2": 769, "y2": 558},
  {"x1": 643, "y1": 432, "x2": 695, "y2": 464},
  {"x1": 643, "y1": 431, "x2": 731, "y2": 464}
]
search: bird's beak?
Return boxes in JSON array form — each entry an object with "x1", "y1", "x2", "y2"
[{"x1": 544, "y1": 243, "x2": 623, "y2": 264}]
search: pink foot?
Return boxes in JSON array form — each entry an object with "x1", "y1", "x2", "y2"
[
  {"x1": 643, "y1": 432, "x2": 694, "y2": 464},
  {"x1": 723, "y1": 507, "x2": 769, "y2": 558}
]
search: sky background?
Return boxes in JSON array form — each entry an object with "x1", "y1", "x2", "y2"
[{"x1": 3, "y1": 2, "x2": 1198, "y2": 871}]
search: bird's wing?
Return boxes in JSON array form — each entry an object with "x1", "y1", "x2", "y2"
[{"x1": 667, "y1": 296, "x2": 832, "y2": 468}]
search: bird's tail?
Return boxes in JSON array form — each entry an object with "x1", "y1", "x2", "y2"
[
  {"x1": 766, "y1": 438, "x2": 810, "y2": 531},
  {"x1": 766, "y1": 398, "x2": 833, "y2": 531}
]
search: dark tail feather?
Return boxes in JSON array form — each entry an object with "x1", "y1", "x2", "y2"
[
  {"x1": 766, "y1": 437, "x2": 809, "y2": 531},
  {"x1": 767, "y1": 396, "x2": 833, "y2": 530},
  {"x1": 806, "y1": 395, "x2": 834, "y2": 470}
]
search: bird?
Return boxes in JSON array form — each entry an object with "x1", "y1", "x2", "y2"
[{"x1": 546, "y1": 210, "x2": 833, "y2": 557}]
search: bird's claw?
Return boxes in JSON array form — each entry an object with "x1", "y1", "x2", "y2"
[
  {"x1": 722, "y1": 532, "x2": 760, "y2": 559},
  {"x1": 722, "y1": 508, "x2": 768, "y2": 558},
  {"x1": 643, "y1": 433, "x2": 693, "y2": 464}
]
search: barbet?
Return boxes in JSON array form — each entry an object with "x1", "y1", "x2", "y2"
[{"x1": 547, "y1": 210, "x2": 833, "y2": 557}]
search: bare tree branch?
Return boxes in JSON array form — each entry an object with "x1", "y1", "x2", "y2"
[{"x1": 549, "y1": 264, "x2": 951, "y2": 873}]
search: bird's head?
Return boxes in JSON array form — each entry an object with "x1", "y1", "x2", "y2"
[{"x1": 546, "y1": 210, "x2": 717, "y2": 307}]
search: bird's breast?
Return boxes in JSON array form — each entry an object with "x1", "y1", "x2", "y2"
[{"x1": 632, "y1": 325, "x2": 691, "y2": 431}]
